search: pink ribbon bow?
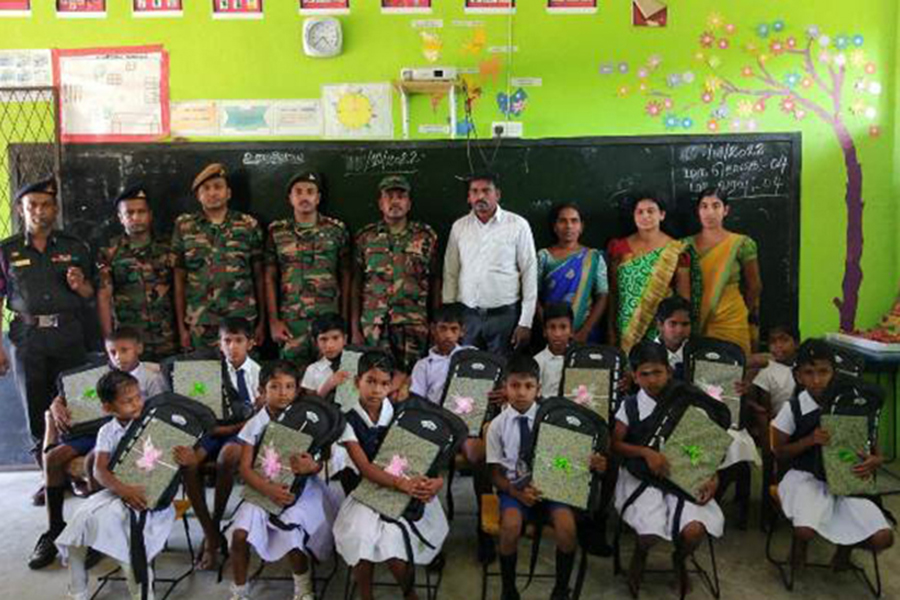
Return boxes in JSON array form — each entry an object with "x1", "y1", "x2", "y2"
[
  {"x1": 574, "y1": 384, "x2": 593, "y2": 406},
  {"x1": 452, "y1": 395, "x2": 475, "y2": 415},
  {"x1": 385, "y1": 454, "x2": 409, "y2": 478}
]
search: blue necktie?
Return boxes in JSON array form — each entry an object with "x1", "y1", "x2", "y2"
[
  {"x1": 236, "y1": 368, "x2": 251, "y2": 405},
  {"x1": 517, "y1": 416, "x2": 533, "y2": 462}
]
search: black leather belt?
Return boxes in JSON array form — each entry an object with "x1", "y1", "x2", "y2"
[
  {"x1": 462, "y1": 303, "x2": 518, "y2": 317},
  {"x1": 15, "y1": 312, "x2": 76, "y2": 328}
]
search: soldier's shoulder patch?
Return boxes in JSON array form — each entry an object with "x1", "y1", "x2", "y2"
[
  {"x1": 0, "y1": 233, "x2": 24, "y2": 249},
  {"x1": 268, "y1": 218, "x2": 292, "y2": 233},
  {"x1": 233, "y1": 211, "x2": 259, "y2": 228},
  {"x1": 319, "y1": 214, "x2": 348, "y2": 231},
  {"x1": 174, "y1": 213, "x2": 198, "y2": 228},
  {"x1": 412, "y1": 220, "x2": 438, "y2": 238},
  {"x1": 355, "y1": 221, "x2": 380, "y2": 238}
]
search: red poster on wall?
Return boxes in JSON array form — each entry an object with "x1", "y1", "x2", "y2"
[
  {"x1": 57, "y1": 0, "x2": 106, "y2": 17},
  {"x1": 134, "y1": 0, "x2": 183, "y2": 16},
  {"x1": 465, "y1": 0, "x2": 514, "y2": 13},
  {"x1": 547, "y1": 0, "x2": 596, "y2": 13},
  {"x1": 213, "y1": 0, "x2": 263, "y2": 18},
  {"x1": 382, "y1": 0, "x2": 431, "y2": 13},
  {"x1": 0, "y1": 0, "x2": 30, "y2": 15},
  {"x1": 299, "y1": 0, "x2": 348, "y2": 14}
]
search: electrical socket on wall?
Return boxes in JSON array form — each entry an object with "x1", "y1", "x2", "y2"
[{"x1": 491, "y1": 121, "x2": 523, "y2": 138}]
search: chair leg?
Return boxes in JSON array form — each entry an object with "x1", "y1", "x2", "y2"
[
  {"x1": 446, "y1": 462, "x2": 456, "y2": 521},
  {"x1": 572, "y1": 546, "x2": 588, "y2": 600}
]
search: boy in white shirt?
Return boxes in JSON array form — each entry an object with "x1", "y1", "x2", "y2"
[
  {"x1": 301, "y1": 314, "x2": 350, "y2": 398},
  {"x1": 409, "y1": 304, "x2": 472, "y2": 403},
  {"x1": 533, "y1": 302, "x2": 573, "y2": 398}
]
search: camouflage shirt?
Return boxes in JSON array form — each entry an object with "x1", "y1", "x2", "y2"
[
  {"x1": 171, "y1": 210, "x2": 263, "y2": 327},
  {"x1": 355, "y1": 220, "x2": 437, "y2": 327},
  {"x1": 265, "y1": 214, "x2": 349, "y2": 321},
  {"x1": 97, "y1": 235, "x2": 177, "y2": 356}
]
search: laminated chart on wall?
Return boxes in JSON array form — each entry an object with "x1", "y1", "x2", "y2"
[
  {"x1": 465, "y1": 0, "x2": 514, "y2": 13},
  {"x1": 171, "y1": 99, "x2": 322, "y2": 138},
  {"x1": 56, "y1": 0, "x2": 106, "y2": 18},
  {"x1": 299, "y1": 0, "x2": 349, "y2": 14},
  {"x1": 547, "y1": 0, "x2": 596, "y2": 13},
  {"x1": 133, "y1": 0, "x2": 183, "y2": 17},
  {"x1": 0, "y1": 1, "x2": 31, "y2": 17},
  {"x1": 382, "y1": 0, "x2": 431, "y2": 14},
  {"x1": 322, "y1": 84, "x2": 393, "y2": 139},
  {"x1": 0, "y1": 49, "x2": 52, "y2": 87},
  {"x1": 214, "y1": 0, "x2": 263, "y2": 18},
  {"x1": 54, "y1": 45, "x2": 169, "y2": 142}
]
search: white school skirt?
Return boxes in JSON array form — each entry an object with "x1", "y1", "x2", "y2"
[
  {"x1": 55, "y1": 490, "x2": 176, "y2": 564},
  {"x1": 615, "y1": 468, "x2": 725, "y2": 542},
  {"x1": 230, "y1": 476, "x2": 337, "y2": 562},
  {"x1": 333, "y1": 495, "x2": 448, "y2": 566},
  {"x1": 778, "y1": 469, "x2": 890, "y2": 545},
  {"x1": 720, "y1": 428, "x2": 762, "y2": 469}
]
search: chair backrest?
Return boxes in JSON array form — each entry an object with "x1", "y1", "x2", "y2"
[
  {"x1": 439, "y1": 349, "x2": 506, "y2": 432},
  {"x1": 686, "y1": 337, "x2": 746, "y2": 427},
  {"x1": 275, "y1": 394, "x2": 347, "y2": 462},
  {"x1": 160, "y1": 350, "x2": 249, "y2": 422},
  {"x1": 825, "y1": 342, "x2": 865, "y2": 379},
  {"x1": 559, "y1": 344, "x2": 624, "y2": 422}
]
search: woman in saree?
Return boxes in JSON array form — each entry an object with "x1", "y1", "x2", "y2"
[
  {"x1": 607, "y1": 195, "x2": 690, "y2": 354},
  {"x1": 685, "y1": 187, "x2": 762, "y2": 356},
  {"x1": 537, "y1": 203, "x2": 609, "y2": 343}
]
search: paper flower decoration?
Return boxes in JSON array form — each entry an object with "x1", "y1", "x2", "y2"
[
  {"x1": 681, "y1": 443, "x2": 703, "y2": 466},
  {"x1": 573, "y1": 384, "x2": 593, "y2": 406},
  {"x1": 701, "y1": 382, "x2": 725, "y2": 401},
  {"x1": 191, "y1": 381, "x2": 207, "y2": 397},
  {"x1": 385, "y1": 454, "x2": 409, "y2": 478},
  {"x1": 837, "y1": 448, "x2": 857, "y2": 463},
  {"x1": 261, "y1": 444, "x2": 284, "y2": 480},
  {"x1": 136, "y1": 436, "x2": 164, "y2": 472},
  {"x1": 83, "y1": 388, "x2": 97, "y2": 399},
  {"x1": 552, "y1": 456, "x2": 574, "y2": 475},
  {"x1": 451, "y1": 395, "x2": 475, "y2": 415}
]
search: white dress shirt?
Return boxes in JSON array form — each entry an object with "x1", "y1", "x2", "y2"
[
  {"x1": 442, "y1": 206, "x2": 538, "y2": 328},
  {"x1": 226, "y1": 356, "x2": 261, "y2": 403}
]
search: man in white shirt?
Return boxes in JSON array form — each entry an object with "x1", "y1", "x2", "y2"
[{"x1": 442, "y1": 172, "x2": 537, "y2": 356}]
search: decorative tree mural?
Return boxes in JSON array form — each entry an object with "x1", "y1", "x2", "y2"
[{"x1": 617, "y1": 14, "x2": 882, "y2": 331}]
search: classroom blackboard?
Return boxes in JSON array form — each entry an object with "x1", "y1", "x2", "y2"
[{"x1": 19, "y1": 133, "x2": 801, "y2": 334}]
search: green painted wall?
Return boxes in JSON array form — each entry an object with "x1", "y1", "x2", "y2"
[{"x1": 0, "y1": 0, "x2": 898, "y2": 338}]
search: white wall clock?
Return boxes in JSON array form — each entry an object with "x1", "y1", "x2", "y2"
[{"x1": 303, "y1": 17, "x2": 343, "y2": 58}]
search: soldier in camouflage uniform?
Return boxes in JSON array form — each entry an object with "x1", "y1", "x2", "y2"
[
  {"x1": 351, "y1": 175, "x2": 439, "y2": 372},
  {"x1": 96, "y1": 186, "x2": 177, "y2": 361},
  {"x1": 266, "y1": 171, "x2": 350, "y2": 365},
  {"x1": 172, "y1": 164, "x2": 266, "y2": 351}
]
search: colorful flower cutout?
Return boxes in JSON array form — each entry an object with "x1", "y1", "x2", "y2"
[
  {"x1": 385, "y1": 454, "x2": 409, "y2": 478},
  {"x1": 261, "y1": 444, "x2": 284, "y2": 480},
  {"x1": 136, "y1": 436, "x2": 164, "y2": 472},
  {"x1": 451, "y1": 395, "x2": 475, "y2": 416}
]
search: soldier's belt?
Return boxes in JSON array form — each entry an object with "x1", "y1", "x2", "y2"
[{"x1": 15, "y1": 312, "x2": 76, "y2": 328}]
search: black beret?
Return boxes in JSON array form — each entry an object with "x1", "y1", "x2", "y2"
[{"x1": 15, "y1": 177, "x2": 57, "y2": 202}]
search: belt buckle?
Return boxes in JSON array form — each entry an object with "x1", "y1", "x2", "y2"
[{"x1": 36, "y1": 315, "x2": 59, "y2": 328}]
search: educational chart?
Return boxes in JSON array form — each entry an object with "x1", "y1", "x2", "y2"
[
  {"x1": 55, "y1": 46, "x2": 169, "y2": 142},
  {"x1": 382, "y1": 0, "x2": 431, "y2": 13},
  {"x1": 322, "y1": 83, "x2": 393, "y2": 139},
  {"x1": 133, "y1": 0, "x2": 183, "y2": 17},
  {"x1": 213, "y1": 0, "x2": 262, "y2": 18},
  {"x1": 217, "y1": 99, "x2": 322, "y2": 137},
  {"x1": 0, "y1": 1, "x2": 30, "y2": 16},
  {"x1": 465, "y1": 0, "x2": 514, "y2": 14},
  {"x1": 299, "y1": 0, "x2": 349, "y2": 14},
  {"x1": 56, "y1": 0, "x2": 106, "y2": 17},
  {"x1": 0, "y1": 49, "x2": 52, "y2": 87},
  {"x1": 547, "y1": 0, "x2": 596, "y2": 14}
]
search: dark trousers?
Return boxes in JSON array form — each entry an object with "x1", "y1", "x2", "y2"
[
  {"x1": 461, "y1": 303, "x2": 519, "y2": 357},
  {"x1": 9, "y1": 319, "x2": 87, "y2": 451}
]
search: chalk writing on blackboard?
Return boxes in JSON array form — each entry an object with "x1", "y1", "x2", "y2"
[
  {"x1": 345, "y1": 149, "x2": 424, "y2": 176},
  {"x1": 242, "y1": 151, "x2": 306, "y2": 166},
  {"x1": 674, "y1": 142, "x2": 790, "y2": 199}
]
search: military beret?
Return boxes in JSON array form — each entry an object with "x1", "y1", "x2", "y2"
[
  {"x1": 15, "y1": 177, "x2": 57, "y2": 202},
  {"x1": 114, "y1": 185, "x2": 149, "y2": 207},
  {"x1": 378, "y1": 175, "x2": 411, "y2": 192},
  {"x1": 191, "y1": 163, "x2": 227, "y2": 193},
  {"x1": 286, "y1": 171, "x2": 322, "y2": 195}
]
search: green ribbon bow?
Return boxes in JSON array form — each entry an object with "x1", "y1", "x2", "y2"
[
  {"x1": 552, "y1": 456, "x2": 573, "y2": 475},
  {"x1": 83, "y1": 388, "x2": 97, "y2": 400},
  {"x1": 681, "y1": 444, "x2": 702, "y2": 466},
  {"x1": 191, "y1": 381, "x2": 207, "y2": 397},
  {"x1": 837, "y1": 448, "x2": 857, "y2": 463}
]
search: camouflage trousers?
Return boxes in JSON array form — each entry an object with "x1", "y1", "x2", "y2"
[
  {"x1": 280, "y1": 317, "x2": 317, "y2": 368},
  {"x1": 362, "y1": 321, "x2": 429, "y2": 373},
  {"x1": 189, "y1": 323, "x2": 222, "y2": 352}
]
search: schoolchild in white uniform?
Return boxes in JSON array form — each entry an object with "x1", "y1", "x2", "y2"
[
  {"x1": 772, "y1": 339, "x2": 893, "y2": 571},
  {"x1": 653, "y1": 296, "x2": 692, "y2": 381},
  {"x1": 31, "y1": 326, "x2": 169, "y2": 570},
  {"x1": 55, "y1": 370, "x2": 194, "y2": 600},
  {"x1": 532, "y1": 302, "x2": 572, "y2": 399},
  {"x1": 228, "y1": 361, "x2": 336, "y2": 600},
  {"x1": 487, "y1": 353, "x2": 607, "y2": 600},
  {"x1": 612, "y1": 342, "x2": 725, "y2": 596},
  {"x1": 333, "y1": 350, "x2": 448, "y2": 600},
  {"x1": 300, "y1": 314, "x2": 350, "y2": 398},
  {"x1": 750, "y1": 324, "x2": 798, "y2": 419}
]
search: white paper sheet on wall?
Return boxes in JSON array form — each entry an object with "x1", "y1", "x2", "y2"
[{"x1": 0, "y1": 49, "x2": 52, "y2": 88}]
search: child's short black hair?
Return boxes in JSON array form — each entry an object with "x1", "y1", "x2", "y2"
[
  {"x1": 768, "y1": 323, "x2": 800, "y2": 342},
  {"x1": 504, "y1": 352, "x2": 540, "y2": 382},
  {"x1": 795, "y1": 339, "x2": 836, "y2": 368},
  {"x1": 259, "y1": 360, "x2": 300, "y2": 389},
  {"x1": 96, "y1": 370, "x2": 140, "y2": 405},
  {"x1": 655, "y1": 296, "x2": 692, "y2": 323},
  {"x1": 105, "y1": 326, "x2": 143, "y2": 345},
  {"x1": 358, "y1": 349, "x2": 395, "y2": 377},
  {"x1": 432, "y1": 303, "x2": 465, "y2": 326},
  {"x1": 628, "y1": 341, "x2": 670, "y2": 372},
  {"x1": 219, "y1": 317, "x2": 253, "y2": 339},
  {"x1": 543, "y1": 302, "x2": 574, "y2": 326},
  {"x1": 312, "y1": 313, "x2": 346, "y2": 339}
]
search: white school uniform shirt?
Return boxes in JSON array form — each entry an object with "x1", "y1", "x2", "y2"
[
  {"x1": 409, "y1": 344, "x2": 472, "y2": 404},
  {"x1": 442, "y1": 206, "x2": 538, "y2": 328},
  {"x1": 94, "y1": 417, "x2": 131, "y2": 455},
  {"x1": 486, "y1": 402, "x2": 539, "y2": 476},
  {"x1": 226, "y1": 356, "x2": 261, "y2": 402},
  {"x1": 753, "y1": 360, "x2": 796, "y2": 415},
  {"x1": 339, "y1": 400, "x2": 395, "y2": 447},
  {"x1": 128, "y1": 361, "x2": 169, "y2": 399},
  {"x1": 534, "y1": 346, "x2": 565, "y2": 398},
  {"x1": 614, "y1": 389, "x2": 657, "y2": 426},
  {"x1": 653, "y1": 337, "x2": 685, "y2": 373},
  {"x1": 237, "y1": 407, "x2": 272, "y2": 446},
  {"x1": 771, "y1": 390, "x2": 815, "y2": 436},
  {"x1": 302, "y1": 357, "x2": 334, "y2": 396}
]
